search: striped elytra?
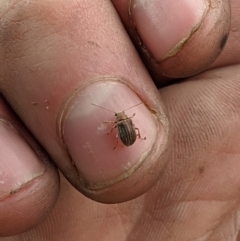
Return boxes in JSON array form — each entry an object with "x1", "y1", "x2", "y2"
[
  {"x1": 115, "y1": 112, "x2": 137, "y2": 146},
  {"x1": 91, "y1": 103, "x2": 146, "y2": 149}
]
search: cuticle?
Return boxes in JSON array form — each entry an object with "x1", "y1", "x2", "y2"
[
  {"x1": 0, "y1": 116, "x2": 18, "y2": 132},
  {"x1": 161, "y1": 1, "x2": 210, "y2": 61},
  {"x1": 0, "y1": 169, "x2": 45, "y2": 201}
]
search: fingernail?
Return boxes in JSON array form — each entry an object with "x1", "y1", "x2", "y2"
[
  {"x1": 130, "y1": 0, "x2": 208, "y2": 61},
  {"x1": 61, "y1": 79, "x2": 158, "y2": 190},
  {"x1": 0, "y1": 119, "x2": 45, "y2": 200}
]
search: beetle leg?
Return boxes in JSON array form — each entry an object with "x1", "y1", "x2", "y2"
[
  {"x1": 135, "y1": 127, "x2": 146, "y2": 140},
  {"x1": 113, "y1": 133, "x2": 119, "y2": 150},
  {"x1": 106, "y1": 125, "x2": 117, "y2": 135}
]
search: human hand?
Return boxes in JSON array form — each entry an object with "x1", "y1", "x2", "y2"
[{"x1": 0, "y1": 0, "x2": 239, "y2": 240}]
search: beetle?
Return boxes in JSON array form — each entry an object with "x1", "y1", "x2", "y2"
[{"x1": 91, "y1": 103, "x2": 146, "y2": 149}]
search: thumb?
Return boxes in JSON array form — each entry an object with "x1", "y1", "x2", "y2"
[{"x1": 0, "y1": 0, "x2": 168, "y2": 203}]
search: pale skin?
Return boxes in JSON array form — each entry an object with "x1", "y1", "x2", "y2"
[{"x1": 0, "y1": 0, "x2": 240, "y2": 241}]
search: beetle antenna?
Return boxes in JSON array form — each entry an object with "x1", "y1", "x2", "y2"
[
  {"x1": 123, "y1": 103, "x2": 143, "y2": 112},
  {"x1": 91, "y1": 103, "x2": 115, "y2": 113}
]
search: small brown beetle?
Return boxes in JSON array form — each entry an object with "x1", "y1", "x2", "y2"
[{"x1": 91, "y1": 103, "x2": 146, "y2": 149}]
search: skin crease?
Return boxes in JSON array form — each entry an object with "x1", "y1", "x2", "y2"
[{"x1": 0, "y1": 0, "x2": 240, "y2": 241}]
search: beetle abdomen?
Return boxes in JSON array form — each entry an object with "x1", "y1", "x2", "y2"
[{"x1": 117, "y1": 120, "x2": 136, "y2": 146}]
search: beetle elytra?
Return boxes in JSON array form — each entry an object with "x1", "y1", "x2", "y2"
[{"x1": 91, "y1": 103, "x2": 146, "y2": 149}]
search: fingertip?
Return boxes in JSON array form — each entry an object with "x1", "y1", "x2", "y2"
[
  {"x1": 0, "y1": 97, "x2": 59, "y2": 237},
  {"x1": 61, "y1": 78, "x2": 168, "y2": 203},
  {"x1": 112, "y1": 0, "x2": 231, "y2": 80},
  {"x1": 0, "y1": 163, "x2": 59, "y2": 237},
  {"x1": 155, "y1": 0, "x2": 231, "y2": 78}
]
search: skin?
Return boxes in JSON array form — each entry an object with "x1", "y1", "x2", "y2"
[{"x1": 0, "y1": 0, "x2": 240, "y2": 240}]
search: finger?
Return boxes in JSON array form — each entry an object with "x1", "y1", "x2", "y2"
[
  {"x1": 112, "y1": 0, "x2": 231, "y2": 80},
  {"x1": 0, "y1": 96, "x2": 59, "y2": 237},
  {"x1": 0, "y1": 0, "x2": 168, "y2": 203},
  {"x1": 129, "y1": 65, "x2": 240, "y2": 240}
]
